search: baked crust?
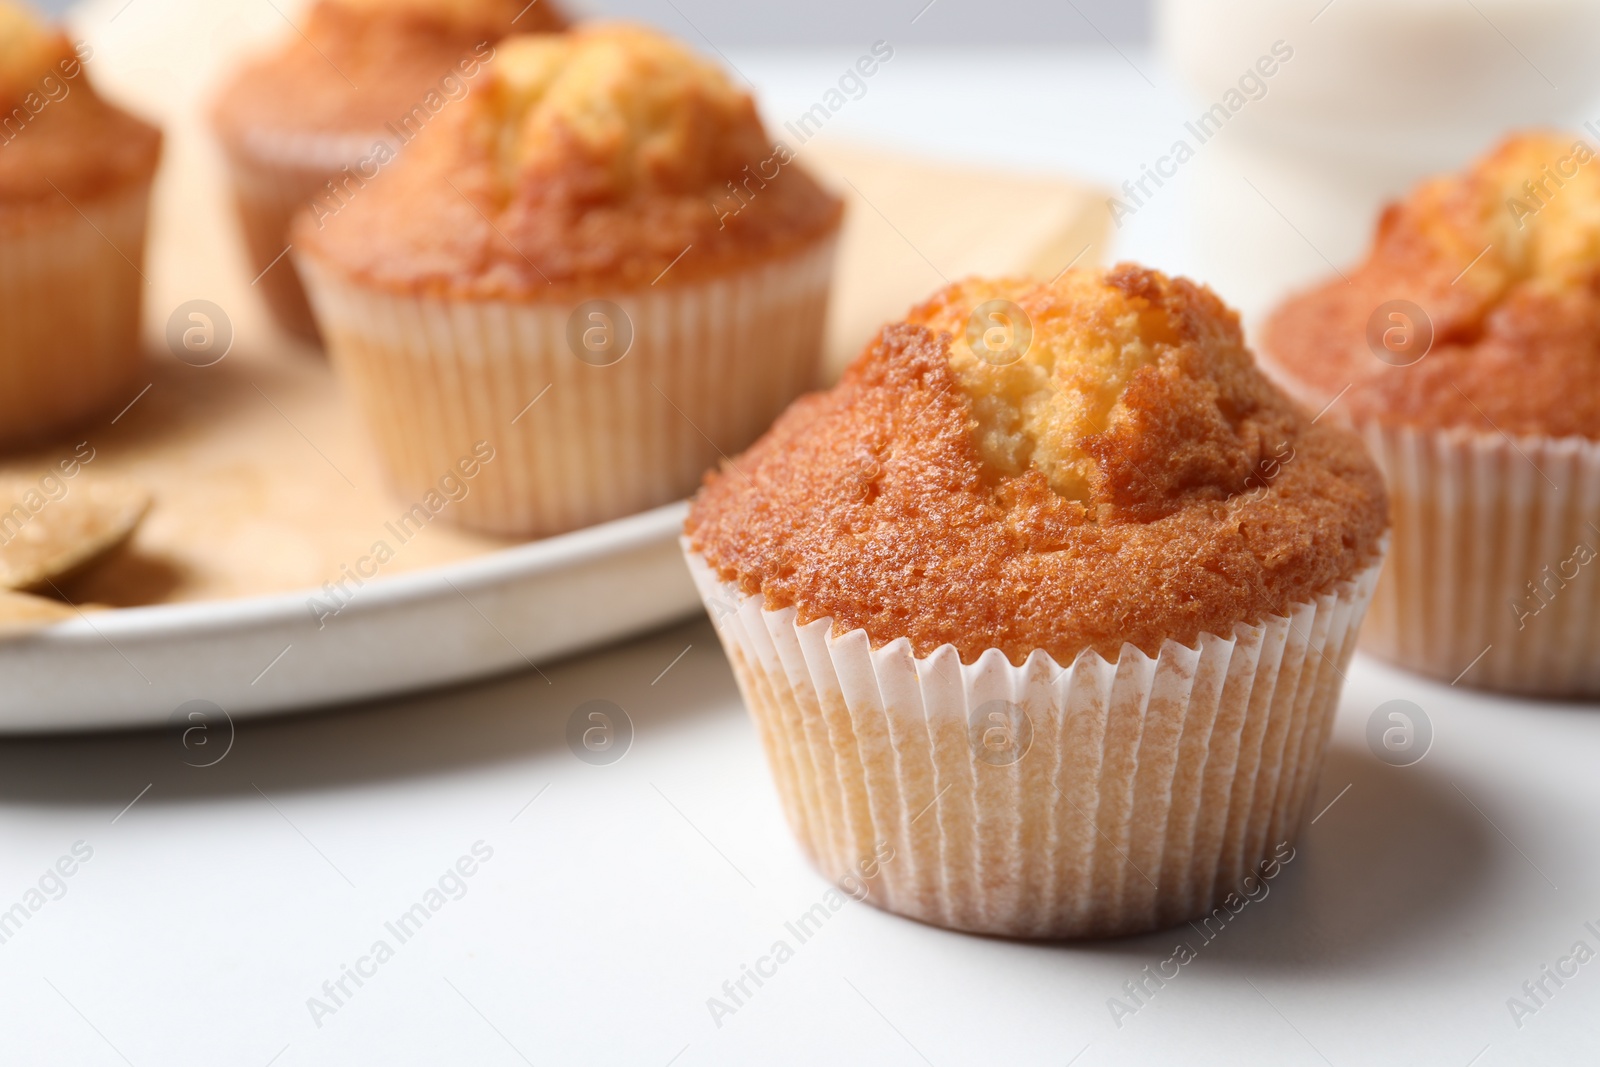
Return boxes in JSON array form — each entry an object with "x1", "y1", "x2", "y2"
[
  {"x1": 294, "y1": 23, "x2": 843, "y2": 296},
  {"x1": 0, "y1": 25, "x2": 160, "y2": 210},
  {"x1": 687, "y1": 265, "x2": 1388, "y2": 665},
  {"x1": 210, "y1": 0, "x2": 567, "y2": 142},
  {"x1": 1265, "y1": 131, "x2": 1600, "y2": 438}
]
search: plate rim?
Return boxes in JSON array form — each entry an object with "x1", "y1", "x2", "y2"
[{"x1": 25, "y1": 500, "x2": 692, "y2": 642}]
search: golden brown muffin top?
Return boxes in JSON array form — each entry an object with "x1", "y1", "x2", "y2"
[
  {"x1": 0, "y1": 2, "x2": 161, "y2": 207},
  {"x1": 1265, "y1": 131, "x2": 1600, "y2": 438},
  {"x1": 295, "y1": 23, "x2": 843, "y2": 296},
  {"x1": 688, "y1": 265, "x2": 1389, "y2": 665},
  {"x1": 210, "y1": 0, "x2": 567, "y2": 141}
]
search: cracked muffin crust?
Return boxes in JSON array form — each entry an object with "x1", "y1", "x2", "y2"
[
  {"x1": 688, "y1": 264, "x2": 1389, "y2": 664},
  {"x1": 1264, "y1": 131, "x2": 1600, "y2": 438},
  {"x1": 295, "y1": 22, "x2": 843, "y2": 296}
]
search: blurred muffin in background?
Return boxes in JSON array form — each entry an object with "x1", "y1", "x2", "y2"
[
  {"x1": 685, "y1": 265, "x2": 1387, "y2": 939},
  {"x1": 294, "y1": 23, "x2": 844, "y2": 538},
  {"x1": 0, "y1": 0, "x2": 161, "y2": 448},
  {"x1": 1265, "y1": 131, "x2": 1600, "y2": 695},
  {"x1": 209, "y1": 0, "x2": 567, "y2": 342}
]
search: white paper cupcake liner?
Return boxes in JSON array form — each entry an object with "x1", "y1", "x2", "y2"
[
  {"x1": 218, "y1": 129, "x2": 385, "y2": 342},
  {"x1": 298, "y1": 235, "x2": 838, "y2": 537},
  {"x1": 685, "y1": 545, "x2": 1384, "y2": 939},
  {"x1": 1359, "y1": 421, "x2": 1600, "y2": 695},
  {"x1": 0, "y1": 181, "x2": 152, "y2": 446}
]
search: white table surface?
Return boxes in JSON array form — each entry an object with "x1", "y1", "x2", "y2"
[{"x1": 7, "y1": 40, "x2": 1600, "y2": 1067}]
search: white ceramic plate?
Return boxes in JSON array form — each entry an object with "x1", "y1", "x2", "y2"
[
  {"x1": 20, "y1": 1, "x2": 1099, "y2": 736},
  {"x1": 0, "y1": 502, "x2": 698, "y2": 733}
]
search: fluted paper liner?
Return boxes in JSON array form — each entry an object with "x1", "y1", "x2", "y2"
[
  {"x1": 0, "y1": 181, "x2": 152, "y2": 446},
  {"x1": 1360, "y1": 422, "x2": 1600, "y2": 695},
  {"x1": 218, "y1": 129, "x2": 380, "y2": 341},
  {"x1": 299, "y1": 235, "x2": 837, "y2": 537},
  {"x1": 686, "y1": 546, "x2": 1384, "y2": 939}
]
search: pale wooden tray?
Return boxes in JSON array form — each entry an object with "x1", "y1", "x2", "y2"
[{"x1": 0, "y1": 0, "x2": 1107, "y2": 729}]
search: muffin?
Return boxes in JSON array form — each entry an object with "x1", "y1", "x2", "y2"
[
  {"x1": 209, "y1": 0, "x2": 568, "y2": 341},
  {"x1": 684, "y1": 265, "x2": 1388, "y2": 939},
  {"x1": 1264, "y1": 132, "x2": 1600, "y2": 695},
  {"x1": 0, "y1": 1, "x2": 160, "y2": 447},
  {"x1": 294, "y1": 24, "x2": 844, "y2": 538}
]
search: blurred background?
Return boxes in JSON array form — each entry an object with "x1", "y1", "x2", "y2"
[
  {"x1": 40, "y1": 0, "x2": 1153, "y2": 41},
  {"x1": 60, "y1": 0, "x2": 1600, "y2": 326}
]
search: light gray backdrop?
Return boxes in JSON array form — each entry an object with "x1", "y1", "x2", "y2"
[
  {"x1": 43, "y1": 0, "x2": 1153, "y2": 43},
  {"x1": 568, "y1": 0, "x2": 1151, "y2": 44}
]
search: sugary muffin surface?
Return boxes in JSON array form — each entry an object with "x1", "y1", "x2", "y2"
[
  {"x1": 0, "y1": 1, "x2": 161, "y2": 206},
  {"x1": 688, "y1": 265, "x2": 1388, "y2": 664},
  {"x1": 210, "y1": 0, "x2": 567, "y2": 139},
  {"x1": 296, "y1": 23, "x2": 843, "y2": 295},
  {"x1": 1266, "y1": 132, "x2": 1600, "y2": 438},
  {"x1": 486, "y1": 28, "x2": 760, "y2": 198}
]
